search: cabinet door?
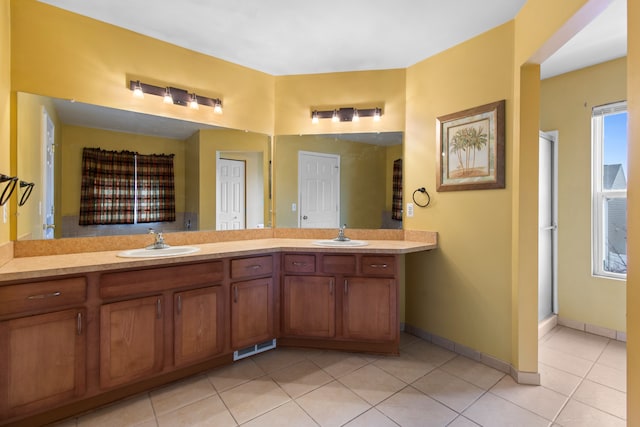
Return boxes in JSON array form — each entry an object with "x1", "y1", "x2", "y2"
[
  {"x1": 100, "y1": 296, "x2": 164, "y2": 389},
  {"x1": 174, "y1": 286, "x2": 225, "y2": 367},
  {"x1": 0, "y1": 309, "x2": 86, "y2": 419},
  {"x1": 283, "y1": 276, "x2": 335, "y2": 338},
  {"x1": 342, "y1": 278, "x2": 397, "y2": 341},
  {"x1": 231, "y1": 278, "x2": 273, "y2": 349}
]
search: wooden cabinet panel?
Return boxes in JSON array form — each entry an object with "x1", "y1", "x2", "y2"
[
  {"x1": 361, "y1": 256, "x2": 396, "y2": 276},
  {"x1": 231, "y1": 278, "x2": 273, "y2": 349},
  {"x1": 283, "y1": 254, "x2": 316, "y2": 273},
  {"x1": 0, "y1": 308, "x2": 86, "y2": 419},
  {"x1": 100, "y1": 296, "x2": 164, "y2": 389},
  {"x1": 322, "y1": 255, "x2": 356, "y2": 274},
  {"x1": 100, "y1": 261, "x2": 223, "y2": 299},
  {"x1": 342, "y1": 278, "x2": 397, "y2": 342},
  {"x1": 230, "y1": 255, "x2": 273, "y2": 280},
  {"x1": 283, "y1": 276, "x2": 334, "y2": 338},
  {"x1": 174, "y1": 286, "x2": 225, "y2": 367},
  {"x1": 0, "y1": 277, "x2": 86, "y2": 317}
]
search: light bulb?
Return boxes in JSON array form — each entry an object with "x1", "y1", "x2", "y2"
[
  {"x1": 189, "y1": 93, "x2": 199, "y2": 110},
  {"x1": 311, "y1": 111, "x2": 319, "y2": 124},
  {"x1": 373, "y1": 108, "x2": 381, "y2": 122},
  {"x1": 213, "y1": 99, "x2": 223, "y2": 114},
  {"x1": 163, "y1": 87, "x2": 173, "y2": 104},
  {"x1": 352, "y1": 109, "x2": 360, "y2": 122},
  {"x1": 132, "y1": 81, "x2": 144, "y2": 99},
  {"x1": 332, "y1": 109, "x2": 339, "y2": 123}
]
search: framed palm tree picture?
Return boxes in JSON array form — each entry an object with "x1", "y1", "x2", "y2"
[{"x1": 436, "y1": 100, "x2": 505, "y2": 191}]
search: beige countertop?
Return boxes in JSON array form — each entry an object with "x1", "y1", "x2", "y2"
[{"x1": 0, "y1": 238, "x2": 437, "y2": 283}]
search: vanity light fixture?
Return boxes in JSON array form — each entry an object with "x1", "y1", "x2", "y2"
[
  {"x1": 163, "y1": 87, "x2": 173, "y2": 104},
  {"x1": 129, "y1": 80, "x2": 223, "y2": 114},
  {"x1": 310, "y1": 107, "x2": 383, "y2": 123}
]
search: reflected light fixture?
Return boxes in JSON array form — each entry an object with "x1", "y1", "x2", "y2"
[
  {"x1": 129, "y1": 80, "x2": 223, "y2": 114},
  {"x1": 163, "y1": 87, "x2": 173, "y2": 104},
  {"x1": 311, "y1": 107, "x2": 383, "y2": 123}
]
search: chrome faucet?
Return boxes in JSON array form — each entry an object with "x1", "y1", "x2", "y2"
[
  {"x1": 147, "y1": 228, "x2": 170, "y2": 249},
  {"x1": 334, "y1": 224, "x2": 350, "y2": 242}
]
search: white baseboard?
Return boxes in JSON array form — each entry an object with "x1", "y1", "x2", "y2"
[{"x1": 557, "y1": 316, "x2": 626, "y2": 342}]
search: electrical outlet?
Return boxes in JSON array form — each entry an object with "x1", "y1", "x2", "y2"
[
  {"x1": 406, "y1": 203, "x2": 414, "y2": 218},
  {"x1": 2, "y1": 205, "x2": 6, "y2": 224}
]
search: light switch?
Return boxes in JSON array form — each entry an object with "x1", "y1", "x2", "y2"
[
  {"x1": 406, "y1": 203, "x2": 414, "y2": 217},
  {"x1": 292, "y1": 203, "x2": 297, "y2": 211}
]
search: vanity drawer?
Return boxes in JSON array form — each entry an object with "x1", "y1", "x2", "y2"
[
  {"x1": 283, "y1": 254, "x2": 316, "y2": 273},
  {"x1": 0, "y1": 277, "x2": 87, "y2": 316},
  {"x1": 100, "y1": 261, "x2": 223, "y2": 299},
  {"x1": 231, "y1": 255, "x2": 273, "y2": 280},
  {"x1": 361, "y1": 256, "x2": 396, "y2": 276},
  {"x1": 322, "y1": 255, "x2": 356, "y2": 275}
]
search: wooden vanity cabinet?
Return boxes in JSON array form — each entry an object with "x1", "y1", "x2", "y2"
[
  {"x1": 229, "y1": 255, "x2": 275, "y2": 349},
  {"x1": 280, "y1": 253, "x2": 399, "y2": 354},
  {"x1": 0, "y1": 277, "x2": 87, "y2": 421}
]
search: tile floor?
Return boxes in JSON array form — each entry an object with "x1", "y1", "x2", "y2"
[{"x1": 50, "y1": 326, "x2": 626, "y2": 426}]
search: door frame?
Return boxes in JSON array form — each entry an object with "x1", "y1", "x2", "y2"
[{"x1": 539, "y1": 130, "x2": 559, "y2": 318}]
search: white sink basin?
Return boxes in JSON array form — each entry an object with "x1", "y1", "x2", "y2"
[
  {"x1": 312, "y1": 239, "x2": 369, "y2": 247},
  {"x1": 117, "y1": 246, "x2": 200, "y2": 258}
]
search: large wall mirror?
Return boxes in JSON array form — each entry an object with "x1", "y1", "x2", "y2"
[
  {"x1": 16, "y1": 92, "x2": 271, "y2": 240},
  {"x1": 274, "y1": 133, "x2": 403, "y2": 230}
]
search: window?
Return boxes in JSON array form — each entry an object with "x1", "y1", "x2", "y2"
[
  {"x1": 592, "y1": 101, "x2": 627, "y2": 278},
  {"x1": 79, "y1": 148, "x2": 175, "y2": 225}
]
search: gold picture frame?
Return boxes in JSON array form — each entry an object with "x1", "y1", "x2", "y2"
[{"x1": 436, "y1": 100, "x2": 505, "y2": 191}]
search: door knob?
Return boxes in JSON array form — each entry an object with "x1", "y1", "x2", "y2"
[{"x1": 302, "y1": 215, "x2": 308, "y2": 220}]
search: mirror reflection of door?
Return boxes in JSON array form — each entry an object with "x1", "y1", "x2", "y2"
[
  {"x1": 216, "y1": 158, "x2": 245, "y2": 230},
  {"x1": 298, "y1": 151, "x2": 340, "y2": 228},
  {"x1": 42, "y1": 108, "x2": 55, "y2": 239}
]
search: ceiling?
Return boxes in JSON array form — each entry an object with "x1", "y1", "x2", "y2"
[
  {"x1": 39, "y1": 0, "x2": 625, "y2": 77},
  {"x1": 39, "y1": 0, "x2": 626, "y2": 140}
]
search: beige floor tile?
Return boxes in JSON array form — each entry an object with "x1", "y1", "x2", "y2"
[
  {"x1": 597, "y1": 340, "x2": 627, "y2": 370},
  {"x1": 338, "y1": 364, "x2": 406, "y2": 405},
  {"x1": 373, "y1": 352, "x2": 436, "y2": 384},
  {"x1": 587, "y1": 362, "x2": 626, "y2": 392},
  {"x1": 149, "y1": 375, "x2": 216, "y2": 416},
  {"x1": 541, "y1": 327, "x2": 609, "y2": 362},
  {"x1": 447, "y1": 416, "x2": 480, "y2": 426},
  {"x1": 207, "y1": 358, "x2": 265, "y2": 392},
  {"x1": 240, "y1": 401, "x2": 316, "y2": 427},
  {"x1": 377, "y1": 386, "x2": 457, "y2": 427},
  {"x1": 440, "y1": 356, "x2": 505, "y2": 390},
  {"x1": 463, "y1": 393, "x2": 549, "y2": 427},
  {"x1": 490, "y1": 375, "x2": 568, "y2": 420},
  {"x1": 412, "y1": 369, "x2": 484, "y2": 413},
  {"x1": 219, "y1": 377, "x2": 290, "y2": 424},
  {"x1": 156, "y1": 394, "x2": 236, "y2": 427},
  {"x1": 343, "y1": 408, "x2": 399, "y2": 427},
  {"x1": 539, "y1": 346, "x2": 594, "y2": 377},
  {"x1": 252, "y1": 347, "x2": 308, "y2": 374},
  {"x1": 306, "y1": 350, "x2": 370, "y2": 378},
  {"x1": 401, "y1": 339, "x2": 456, "y2": 367},
  {"x1": 538, "y1": 362, "x2": 582, "y2": 396},
  {"x1": 555, "y1": 399, "x2": 626, "y2": 427},
  {"x1": 269, "y1": 359, "x2": 333, "y2": 398},
  {"x1": 399, "y1": 332, "x2": 421, "y2": 349},
  {"x1": 572, "y1": 379, "x2": 626, "y2": 419},
  {"x1": 76, "y1": 394, "x2": 155, "y2": 427},
  {"x1": 296, "y1": 380, "x2": 371, "y2": 426}
]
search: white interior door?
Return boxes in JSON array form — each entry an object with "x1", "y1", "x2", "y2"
[
  {"x1": 298, "y1": 151, "x2": 340, "y2": 228},
  {"x1": 42, "y1": 108, "x2": 55, "y2": 239},
  {"x1": 216, "y1": 158, "x2": 245, "y2": 230},
  {"x1": 538, "y1": 131, "x2": 558, "y2": 321}
]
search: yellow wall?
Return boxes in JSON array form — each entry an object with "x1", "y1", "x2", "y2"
[
  {"x1": 626, "y1": 0, "x2": 639, "y2": 423},
  {"x1": 540, "y1": 58, "x2": 627, "y2": 332},
  {"x1": 59, "y1": 125, "x2": 187, "y2": 219},
  {"x1": 0, "y1": 0, "x2": 10, "y2": 244},
  {"x1": 404, "y1": 22, "x2": 515, "y2": 363},
  {"x1": 15, "y1": 92, "x2": 61, "y2": 240},
  {"x1": 196, "y1": 129, "x2": 271, "y2": 231},
  {"x1": 274, "y1": 135, "x2": 389, "y2": 229},
  {"x1": 10, "y1": 0, "x2": 274, "y2": 136}
]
